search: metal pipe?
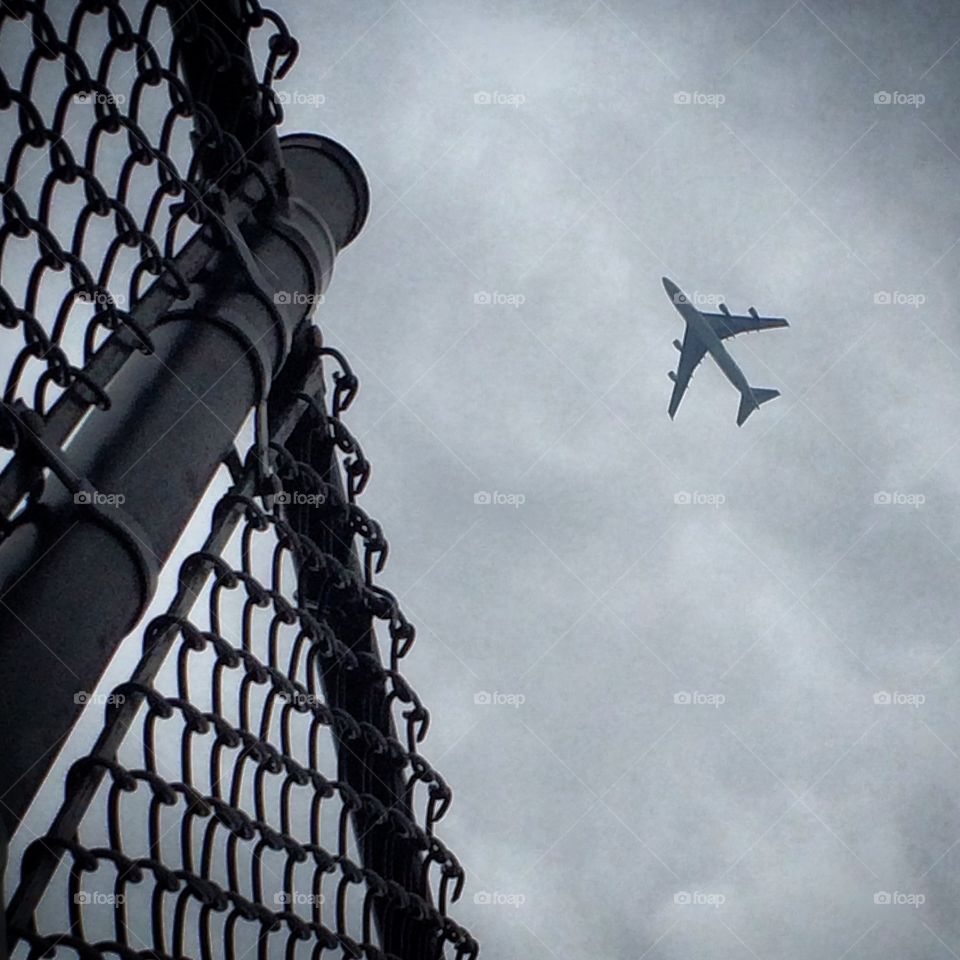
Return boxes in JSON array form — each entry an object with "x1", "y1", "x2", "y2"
[
  {"x1": 282, "y1": 409, "x2": 443, "y2": 960},
  {"x1": 0, "y1": 136, "x2": 369, "y2": 840}
]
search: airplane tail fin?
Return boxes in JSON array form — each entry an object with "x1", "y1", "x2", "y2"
[{"x1": 736, "y1": 387, "x2": 780, "y2": 426}]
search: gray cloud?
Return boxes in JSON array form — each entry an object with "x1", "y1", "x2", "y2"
[{"x1": 265, "y1": 1, "x2": 960, "y2": 956}]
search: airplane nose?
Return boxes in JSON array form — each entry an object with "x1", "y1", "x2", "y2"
[{"x1": 662, "y1": 276, "x2": 679, "y2": 298}]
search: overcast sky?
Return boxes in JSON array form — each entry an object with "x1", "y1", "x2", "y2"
[
  {"x1": 8, "y1": 2, "x2": 960, "y2": 958},
  {"x1": 266, "y1": 2, "x2": 960, "y2": 957}
]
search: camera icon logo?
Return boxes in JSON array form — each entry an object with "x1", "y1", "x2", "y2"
[
  {"x1": 874, "y1": 91, "x2": 892, "y2": 105},
  {"x1": 474, "y1": 491, "x2": 492, "y2": 505},
  {"x1": 873, "y1": 691, "x2": 891, "y2": 705}
]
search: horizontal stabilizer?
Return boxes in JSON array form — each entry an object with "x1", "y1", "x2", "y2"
[{"x1": 736, "y1": 387, "x2": 779, "y2": 426}]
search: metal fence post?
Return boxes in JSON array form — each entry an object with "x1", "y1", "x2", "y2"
[
  {"x1": 0, "y1": 135, "x2": 369, "y2": 839},
  {"x1": 282, "y1": 400, "x2": 446, "y2": 959}
]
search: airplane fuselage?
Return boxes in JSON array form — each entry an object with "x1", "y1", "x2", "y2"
[{"x1": 664, "y1": 279, "x2": 752, "y2": 397}]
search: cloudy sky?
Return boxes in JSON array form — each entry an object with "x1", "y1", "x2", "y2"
[
  {"x1": 8, "y1": 2, "x2": 960, "y2": 958},
  {"x1": 267, "y1": 1, "x2": 960, "y2": 957}
]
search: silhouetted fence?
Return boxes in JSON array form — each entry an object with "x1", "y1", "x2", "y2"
[{"x1": 0, "y1": 3, "x2": 476, "y2": 957}]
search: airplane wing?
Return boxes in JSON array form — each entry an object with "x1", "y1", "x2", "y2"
[
  {"x1": 703, "y1": 307, "x2": 788, "y2": 340},
  {"x1": 668, "y1": 327, "x2": 708, "y2": 419}
]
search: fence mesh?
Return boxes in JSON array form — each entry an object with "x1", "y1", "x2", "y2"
[
  {"x1": 0, "y1": 2, "x2": 477, "y2": 957},
  {"x1": 0, "y1": 0, "x2": 289, "y2": 419}
]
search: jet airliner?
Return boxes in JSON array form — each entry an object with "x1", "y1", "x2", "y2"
[{"x1": 663, "y1": 277, "x2": 788, "y2": 426}]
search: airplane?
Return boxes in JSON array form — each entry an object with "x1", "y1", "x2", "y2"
[{"x1": 662, "y1": 277, "x2": 788, "y2": 426}]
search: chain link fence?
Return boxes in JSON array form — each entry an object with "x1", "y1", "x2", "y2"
[{"x1": 0, "y1": 3, "x2": 477, "y2": 957}]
